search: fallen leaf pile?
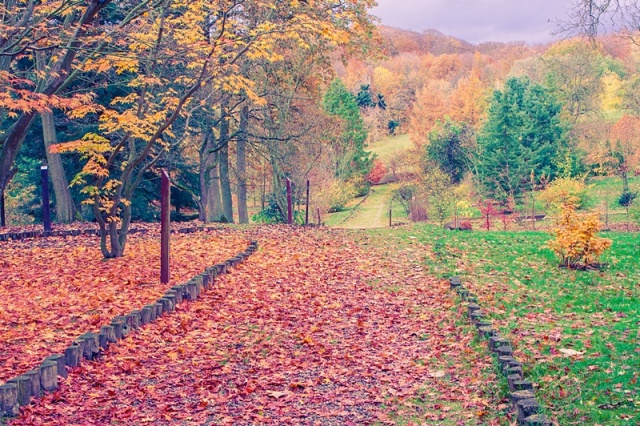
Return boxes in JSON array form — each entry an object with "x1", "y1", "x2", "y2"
[
  {"x1": 0, "y1": 227, "x2": 249, "y2": 383},
  {"x1": 10, "y1": 226, "x2": 496, "y2": 425}
]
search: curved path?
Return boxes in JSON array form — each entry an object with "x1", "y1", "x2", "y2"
[{"x1": 13, "y1": 227, "x2": 493, "y2": 425}]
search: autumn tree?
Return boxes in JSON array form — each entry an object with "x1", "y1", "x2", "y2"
[
  {"x1": 0, "y1": 0, "x2": 114, "y2": 217},
  {"x1": 609, "y1": 115, "x2": 640, "y2": 193},
  {"x1": 408, "y1": 80, "x2": 451, "y2": 146},
  {"x1": 448, "y1": 72, "x2": 488, "y2": 128},
  {"x1": 542, "y1": 41, "x2": 607, "y2": 124}
]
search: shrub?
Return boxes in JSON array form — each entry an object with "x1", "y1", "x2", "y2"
[
  {"x1": 547, "y1": 204, "x2": 612, "y2": 269},
  {"x1": 459, "y1": 220, "x2": 472, "y2": 230},
  {"x1": 618, "y1": 190, "x2": 637, "y2": 208},
  {"x1": 538, "y1": 177, "x2": 592, "y2": 211},
  {"x1": 366, "y1": 159, "x2": 387, "y2": 185},
  {"x1": 327, "y1": 180, "x2": 358, "y2": 212}
]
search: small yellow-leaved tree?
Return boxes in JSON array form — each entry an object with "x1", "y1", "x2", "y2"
[{"x1": 547, "y1": 199, "x2": 612, "y2": 269}]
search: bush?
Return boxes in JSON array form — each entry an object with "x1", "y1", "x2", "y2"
[
  {"x1": 327, "y1": 180, "x2": 358, "y2": 213},
  {"x1": 366, "y1": 159, "x2": 387, "y2": 185},
  {"x1": 618, "y1": 190, "x2": 637, "y2": 208},
  {"x1": 538, "y1": 177, "x2": 592, "y2": 211},
  {"x1": 547, "y1": 204, "x2": 611, "y2": 269}
]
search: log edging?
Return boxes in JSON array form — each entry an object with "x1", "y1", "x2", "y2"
[
  {"x1": 0, "y1": 239, "x2": 259, "y2": 419},
  {"x1": 449, "y1": 276, "x2": 553, "y2": 426}
]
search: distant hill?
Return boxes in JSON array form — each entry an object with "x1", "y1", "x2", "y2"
[{"x1": 378, "y1": 25, "x2": 531, "y2": 56}]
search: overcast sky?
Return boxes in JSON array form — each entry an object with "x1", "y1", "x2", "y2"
[{"x1": 371, "y1": 0, "x2": 576, "y2": 44}]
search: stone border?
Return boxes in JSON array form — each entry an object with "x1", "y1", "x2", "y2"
[
  {"x1": 0, "y1": 239, "x2": 259, "y2": 419},
  {"x1": 0, "y1": 225, "x2": 205, "y2": 242},
  {"x1": 449, "y1": 276, "x2": 553, "y2": 426}
]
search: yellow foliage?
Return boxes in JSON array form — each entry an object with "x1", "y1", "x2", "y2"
[
  {"x1": 547, "y1": 204, "x2": 611, "y2": 269},
  {"x1": 538, "y1": 177, "x2": 592, "y2": 211}
]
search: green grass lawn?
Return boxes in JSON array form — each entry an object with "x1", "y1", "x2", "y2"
[
  {"x1": 368, "y1": 133, "x2": 413, "y2": 163},
  {"x1": 588, "y1": 175, "x2": 640, "y2": 210},
  {"x1": 366, "y1": 225, "x2": 639, "y2": 425}
]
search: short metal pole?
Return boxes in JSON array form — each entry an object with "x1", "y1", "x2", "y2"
[
  {"x1": 161, "y1": 170, "x2": 171, "y2": 284},
  {"x1": 41, "y1": 165, "x2": 51, "y2": 233},
  {"x1": 305, "y1": 180, "x2": 310, "y2": 226}
]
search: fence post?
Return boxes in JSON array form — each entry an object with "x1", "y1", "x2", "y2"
[
  {"x1": 0, "y1": 191, "x2": 5, "y2": 227},
  {"x1": 286, "y1": 178, "x2": 293, "y2": 225},
  {"x1": 305, "y1": 180, "x2": 310, "y2": 226},
  {"x1": 161, "y1": 170, "x2": 171, "y2": 284},
  {"x1": 41, "y1": 165, "x2": 51, "y2": 233}
]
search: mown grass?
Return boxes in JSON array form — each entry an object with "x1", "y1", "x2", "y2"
[
  {"x1": 367, "y1": 225, "x2": 639, "y2": 425},
  {"x1": 369, "y1": 133, "x2": 413, "y2": 163}
]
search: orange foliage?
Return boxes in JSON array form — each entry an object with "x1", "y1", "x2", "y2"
[
  {"x1": 408, "y1": 80, "x2": 451, "y2": 146},
  {"x1": 0, "y1": 229, "x2": 249, "y2": 382},
  {"x1": 547, "y1": 204, "x2": 612, "y2": 269}
]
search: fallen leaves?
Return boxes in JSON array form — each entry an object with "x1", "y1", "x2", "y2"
[
  {"x1": 0, "y1": 227, "x2": 249, "y2": 383},
  {"x1": 8, "y1": 226, "x2": 493, "y2": 424}
]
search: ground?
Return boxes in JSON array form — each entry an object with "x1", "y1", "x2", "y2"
[{"x1": 4, "y1": 227, "x2": 499, "y2": 425}]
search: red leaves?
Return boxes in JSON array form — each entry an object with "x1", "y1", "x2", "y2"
[
  {"x1": 9, "y1": 227, "x2": 492, "y2": 424},
  {"x1": 0, "y1": 228, "x2": 248, "y2": 383}
]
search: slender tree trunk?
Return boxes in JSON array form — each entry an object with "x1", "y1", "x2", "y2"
[
  {"x1": 41, "y1": 112, "x2": 75, "y2": 223},
  {"x1": 219, "y1": 100, "x2": 234, "y2": 223},
  {"x1": 237, "y1": 105, "x2": 249, "y2": 224},
  {"x1": 206, "y1": 153, "x2": 223, "y2": 222}
]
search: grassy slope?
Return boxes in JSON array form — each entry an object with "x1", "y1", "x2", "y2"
[
  {"x1": 368, "y1": 133, "x2": 413, "y2": 163},
  {"x1": 326, "y1": 134, "x2": 413, "y2": 229},
  {"x1": 367, "y1": 224, "x2": 639, "y2": 425}
]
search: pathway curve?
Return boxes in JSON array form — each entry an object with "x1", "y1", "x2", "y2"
[{"x1": 13, "y1": 227, "x2": 495, "y2": 425}]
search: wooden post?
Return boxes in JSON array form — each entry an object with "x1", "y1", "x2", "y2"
[
  {"x1": 41, "y1": 165, "x2": 51, "y2": 233},
  {"x1": 286, "y1": 178, "x2": 293, "y2": 225},
  {"x1": 389, "y1": 208, "x2": 392, "y2": 227},
  {"x1": 161, "y1": 170, "x2": 170, "y2": 284},
  {"x1": 0, "y1": 191, "x2": 5, "y2": 227},
  {"x1": 305, "y1": 179, "x2": 310, "y2": 226},
  {"x1": 316, "y1": 207, "x2": 321, "y2": 226}
]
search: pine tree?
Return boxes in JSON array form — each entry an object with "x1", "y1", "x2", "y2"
[{"x1": 477, "y1": 77, "x2": 567, "y2": 203}]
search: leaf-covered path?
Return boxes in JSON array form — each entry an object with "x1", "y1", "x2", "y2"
[
  {"x1": 0, "y1": 229, "x2": 249, "y2": 384},
  {"x1": 12, "y1": 227, "x2": 496, "y2": 425}
]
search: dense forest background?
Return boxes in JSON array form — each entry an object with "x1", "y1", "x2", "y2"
[{"x1": 2, "y1": 1, "x2": 640, "y2": 253}]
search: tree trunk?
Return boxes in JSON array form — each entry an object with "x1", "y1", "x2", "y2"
[
  {"x1": 205, "y1": 153, "x2": 223, "y2": 223},
  {"x1": 41, "y1": 112, "x2": 75, "y2": 223},
  {"x1": 237, "y1": 105, "x2": 249, "y2": 224},
  {"x1": 219, "y1": 100, "x2": 234, "y2": 223}
]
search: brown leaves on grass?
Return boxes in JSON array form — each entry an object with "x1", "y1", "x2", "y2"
[
  {"x1": 8, "y1": 226, "x2": 494, "y2": 425},
  {"x1": 0, "y1": 228, "x2": 249, "y2": 383}
]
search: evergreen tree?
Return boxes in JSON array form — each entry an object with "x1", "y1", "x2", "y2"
[
  {"x1": 477, "y1": 77, "x2": 567, "y2": 202},
  {"x1": 323, "y1": 79, "x2": 372, "y2": 179},
  {"x1": 426, "y1": 119, "x2": 469, "y2": 185}
]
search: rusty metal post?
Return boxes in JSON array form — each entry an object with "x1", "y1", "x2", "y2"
[
  {"x1": 286, "y1": 178, "x2": 293, "y2": 225},
  {"x1": 161, "y1": 170, "x2": 171, "y2": 284},
  {"x1": 41, "y1": 165, "x2": 51, "y2": 233},
  {"x1": 0, "y1": 191, "x2": 5, "y2": 227},
  {"x1": 305, "y1": 180, "x2": 310, "y2": 226}
]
